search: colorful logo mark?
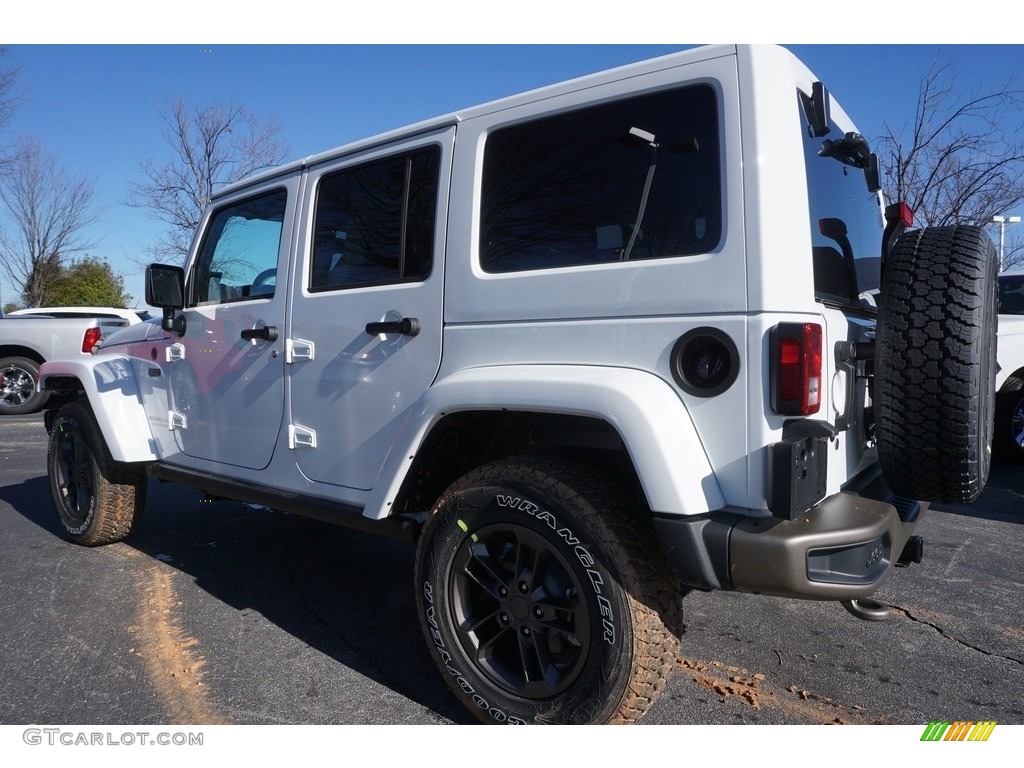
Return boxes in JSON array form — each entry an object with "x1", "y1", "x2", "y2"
[{"x1": 921, "y1": 721, "x2": 997, "y2": 742}]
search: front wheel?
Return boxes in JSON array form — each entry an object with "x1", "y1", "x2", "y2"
[
  {"x1": 48, "y1": 400, "x2": 146, "y2": 546},
  {"x1": 414, "y1": 457, "x2": 681, "y2": 724}
]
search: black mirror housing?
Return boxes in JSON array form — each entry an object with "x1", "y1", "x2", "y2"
[
  {"x1": 146, "y1": 263, "x2": 187, "y2": 336},
  {"x1": 146, "y1": 264, "x2": 185, "y2": 309}
]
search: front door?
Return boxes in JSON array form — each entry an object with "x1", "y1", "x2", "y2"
[
  {"x1": 287, "y1": 128, "x2": 453, "y2": 490},
  {"x1": 165, "y1": 179, "x2": 297, "y2": 470}
]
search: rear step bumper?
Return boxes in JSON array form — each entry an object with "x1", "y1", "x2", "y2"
[{"x1": 653, "y1": 464, "x2": 924, "y2": 601}]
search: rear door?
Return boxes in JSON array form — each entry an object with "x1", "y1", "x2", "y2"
[{"x1": 286, "y1": 128, "x2": 453, "y2": 490}]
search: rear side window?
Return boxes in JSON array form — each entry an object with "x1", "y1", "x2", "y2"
[
  {"x1": 310, "y1": 148, "x2": 439, "y2": 291},
  {"x1": 480, "y1": 84, "x2": 721, "y2": 273}
]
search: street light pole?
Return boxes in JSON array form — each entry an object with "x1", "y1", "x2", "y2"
[{"x1": 992, "y1": 214, "x2": 1022, "y2": 272}]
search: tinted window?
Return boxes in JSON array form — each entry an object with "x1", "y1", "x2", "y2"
[
  {"x1": 192, "y1": 189, "x2": 287, "y2": 306},
  {"x1": 481, "y1": 85, "x2": 721, "y2": 273},
  {"x1": 801, "y1": 95, "x2": 883, "y2": 308},
  {"x1": 310, "y1": 148, "x2": 439, "y2": 291},
  {"x1": 999, "y1": 274, "x2": 1024, "y2": 314}
]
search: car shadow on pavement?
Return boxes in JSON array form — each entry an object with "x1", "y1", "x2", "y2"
[
  {"x1": 2, "y1": 475, "x2": 475, "y2": 724},
  {"x1": 929, "y1": 460, "x2": 1024, "y2": 524},
  {"x1": 131, "y1": 483, "x2": 480, "y2": 724},
  {"x1": 0, "y1": 476, "x2": 67, "y2": 537}
]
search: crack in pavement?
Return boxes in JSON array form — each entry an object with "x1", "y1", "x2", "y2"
[{"x1": 891, "y1": 605, "x2": 1024, "y2": 667}]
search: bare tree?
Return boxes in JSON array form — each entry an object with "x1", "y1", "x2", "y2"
[
  {"x1": 0, "y1": 138, "x2": 102, "y2": 307},
  {"x1": 0, "y1": 49, "x2": 19, "y2": 127},
  {"x1": 0, "y1": 47, "x2": 27, "y2": 172},
  {"x1": 127, "y1": 98, "x2": 290, "y2": 263},
  {"x1": 875, "y1": 54, "x2": 1024, "y2": 270},
  {"x1": 1008, "y1": 244, "x2": 1024, "y2": 272}
]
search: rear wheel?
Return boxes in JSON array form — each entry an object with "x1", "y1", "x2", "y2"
[
  {"x1": 48, "y1": 400, "x2": 146, "y2": 545},
  {"x1": 414, "y1": 457, "x2": 680, "y2": 724},
  {"x1": 874, "y1": 225, "x2": 997, "y2": 503},
  {"x1": 0, "y1": 356, "x2": 49, "y2": 415}
]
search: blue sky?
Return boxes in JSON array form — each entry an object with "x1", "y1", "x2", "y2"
[{"x1": 1, "y1": 37, "x2": 1023, "y2": 306}]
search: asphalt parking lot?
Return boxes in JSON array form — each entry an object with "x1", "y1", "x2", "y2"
[{"x1": 1, "y1": 412, "x2": 1022, "y2": 726}]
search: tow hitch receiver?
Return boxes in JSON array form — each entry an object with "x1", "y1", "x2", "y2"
[{"x1": 898, "y1": 535, "x2": 924, "y2": 566}]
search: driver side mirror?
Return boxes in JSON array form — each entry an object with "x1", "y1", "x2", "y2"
[{"x1": 146, "y1": 263, "x2": 187, "y2": 335}]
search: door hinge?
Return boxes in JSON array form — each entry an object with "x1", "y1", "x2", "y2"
[
  {"x1": 288, "y1": 424, "x2": 317, "y2": 449},
  {"x1": 168, "y1": 410, "x2": 188, "y2": 430},
  {"x1": 286, "y1": 338, "x2": 315, "y2": 363},
  {"x1": 166, "y1": 343, "x2": 186, "y2": 363}
]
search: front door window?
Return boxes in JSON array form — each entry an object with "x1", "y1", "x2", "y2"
[{"x1": 192, "y1": 189, "x2": 287, "y2": 306}]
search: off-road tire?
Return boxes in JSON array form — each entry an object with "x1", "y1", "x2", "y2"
[
  {"x1": 48, "y1": 400, "x2": 146, "y2": 546},
  {"x1": 875, "y1": 225, "x2": 997, "y2": 503},
  {"x1": 414, "y1": 456, "x2": 681, "y2": 724},
  {"x1": 994, "y1": 381, "x2": 1024, "y2": 462},
  {"x1": 0, "y1": 356, "x2": 50, "y2": 415}
]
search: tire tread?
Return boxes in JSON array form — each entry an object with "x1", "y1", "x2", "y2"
[
  {"x1": 48, "y1": 400, "x2": 145, "y2": 546},
  {"x1": 416, "y1": 456, "x2": 681, "y2": 724},
  {"x1": 875, "y1": 225, "x2": 997, "y2": 503}
]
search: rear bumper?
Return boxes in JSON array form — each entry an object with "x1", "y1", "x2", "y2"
[{"x1": 653, "y1": 464, "x2": 924, "y2": 600}]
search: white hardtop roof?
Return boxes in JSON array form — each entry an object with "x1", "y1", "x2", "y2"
[{"x1": 215, "y1": 44, "x2": 744, "y2": 199}]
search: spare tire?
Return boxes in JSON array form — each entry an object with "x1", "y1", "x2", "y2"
[{"x1": 874, "y1": 225, "x2": 997, "y2": 504}]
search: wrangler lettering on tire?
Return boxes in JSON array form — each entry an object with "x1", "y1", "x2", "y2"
[{"x1": 414, "y1": 457, "x2": 680, "y2": 724}]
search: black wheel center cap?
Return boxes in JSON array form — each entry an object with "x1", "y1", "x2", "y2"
[{"x1": 509, "y1": 596, "x2": 530, "y2": 621}]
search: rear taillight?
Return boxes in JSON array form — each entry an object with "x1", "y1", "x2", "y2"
[
  {"x1": 893, "y1": 201, "x2": 914, "y2": 228},
  {"x1": 770, "y1": 322, "x2": 822, "y2": 416},
  {"x1": 82, "y1": 327, "x2": 102, "y2": 353}
]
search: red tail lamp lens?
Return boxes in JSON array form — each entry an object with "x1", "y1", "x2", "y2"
[
  {"x1": 82, "y1": 327, "x2": 102, "y2": 353},
  {"x1": 771, "y1": 323, "x2": 822, "y2": 416}
]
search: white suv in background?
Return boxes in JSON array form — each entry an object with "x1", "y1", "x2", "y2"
[
  {"x1": 995, "y1": 272, "x2": 1024, "y2": 460},
  {"x1": 38, "y1": 45, "x2": 996, "y2": 724}
]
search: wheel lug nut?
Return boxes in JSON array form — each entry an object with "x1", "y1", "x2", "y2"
[
  {"x1": 534, "y1": 607, "x2": 543, "y2": 618},
  {"x1": 521, "y1": 627, "x2": 531, "y2": 637},
  {"x1": 518, "y1": 582, "x2": 529, "y2": 593},
  {"x1": 500, "y1": 613, "x2": 509, "y2": 623},
  {"x1": 499, "y1": 587, "x2": 508, "y2": 597}
]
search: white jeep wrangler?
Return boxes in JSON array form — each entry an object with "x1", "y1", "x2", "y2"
[{"x1": 40, "y1": 44, "x2": 997, "y2": 725}]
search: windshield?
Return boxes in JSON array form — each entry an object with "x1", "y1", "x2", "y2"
[{"x1": 800, "y1": 93, "x2": 883, "y2": 310}]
